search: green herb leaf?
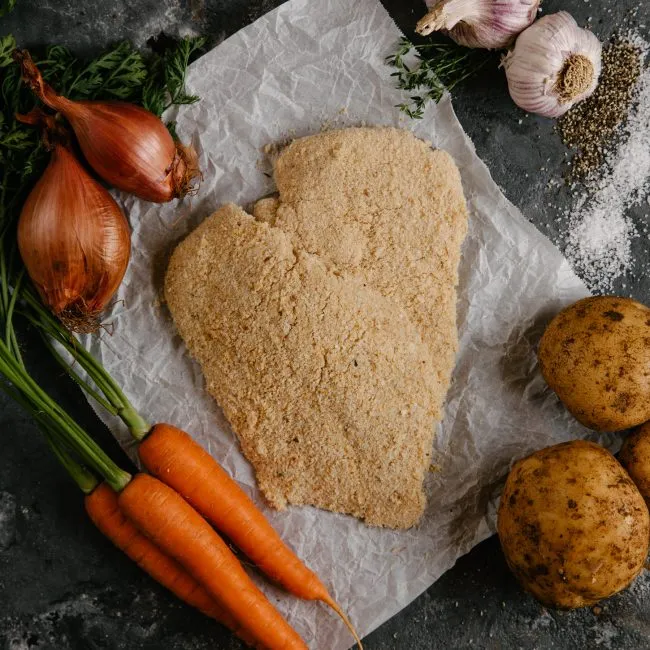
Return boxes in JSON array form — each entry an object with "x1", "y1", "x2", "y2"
[
  {"x1": 0, "y1": 0, "x2": 16, "y2": 18},
  {"x1": 0, "y1": 128, "x2": 33, "y2": 150},
  {"x1": 0, "y1": 35, "x2": 16, "y2": 68},
  {"x1": 61, "y1": 42, "x2": 147, "y2": 101},
  {"x1": 142, "y1": 58, "x2": 168, "y2": 116},
  {"x1": 156, "y1": 36, "x2": 205, "y2": 113},
  {"x1": 141, "y1": 37, "x2": 205, "y2": 116},
  {"x1": 387, "y1": 36, "x2": 494, "y2": 119},
  {"x1": 164, "y1": 36, "x2": 205, "y2": 106}
]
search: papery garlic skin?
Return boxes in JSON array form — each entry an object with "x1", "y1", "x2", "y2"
[
  {"x1": 503, "y1": 11, "x2": 602, "y2": 118},
  {"x1": 417, "y1": 0, "x2": 540, "y2": 49}
]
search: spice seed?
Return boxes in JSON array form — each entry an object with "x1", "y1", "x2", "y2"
[{"x1": 558, "y1": 40, "x2": 642, "y2": 180}]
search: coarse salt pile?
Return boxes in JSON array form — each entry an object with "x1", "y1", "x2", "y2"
[{"x1": 562, "y1": 35, "x2": 650, "y2": 293}]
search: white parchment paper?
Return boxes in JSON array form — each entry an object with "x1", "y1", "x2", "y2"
[{"x1": 80, "y1": 0, "x2": 611, "y2": 646}]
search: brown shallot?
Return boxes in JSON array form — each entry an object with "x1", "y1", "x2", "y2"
[
  {"x1": 14, "y1": 49, "x2": 200, "y2": 204},
  {"x1": 17, "y1": 113, "x2": 131, "y2": 332}
]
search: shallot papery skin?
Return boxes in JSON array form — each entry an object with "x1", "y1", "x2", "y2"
[
  {"x1": 18, "y1": 143, "x2": 131, "y2": 331},
  {"x1": 15, "y1": 49, "x2": 200, "y2": 203},
  {"x1": 53, "y1": 99, "x2": 198, "y2": 203},
  {"x1": 417, "y1": 0, "x2": 541, "y2": 49}
]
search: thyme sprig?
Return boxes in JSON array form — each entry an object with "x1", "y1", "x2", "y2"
[{"x1": 387, "y1": 36, "x2": 494, "y2": 119}]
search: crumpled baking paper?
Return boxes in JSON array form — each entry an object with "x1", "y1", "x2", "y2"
[{"x1": 79, "y1": 0, "x2": 612, "y2": 646}]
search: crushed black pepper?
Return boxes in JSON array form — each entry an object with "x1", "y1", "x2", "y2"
[{"x1": 558, "y1": 40, "x2": 642, "y2": 181}]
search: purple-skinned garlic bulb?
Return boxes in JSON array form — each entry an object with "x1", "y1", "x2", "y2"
[
  {"x1": 503, "y1": 12, "x2": 602, "y2": 118},
  {"x1": 416, "y1": 0, "x2": 540, "y2": 49}
]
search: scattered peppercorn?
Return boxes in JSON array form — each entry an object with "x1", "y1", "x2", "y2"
[{"x1": 558, "y1": 40, "x2": 642, "y2": 181}]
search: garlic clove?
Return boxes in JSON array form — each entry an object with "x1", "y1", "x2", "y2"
[
  {"x1": 416, "y1": 0, "x2": 540, "y2": 50},
  {"x1": 416, "y1": 0, "x2": 481, "y2": 37},
  {"x1": 503, "y1": 11, "x2": 602, "y2": 118}
]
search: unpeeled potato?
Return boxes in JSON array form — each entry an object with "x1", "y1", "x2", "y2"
[
  {"x1": 620, "y1": 423, "x2": 650, "y2": 503},
  {"x1": 538, "y1": 296, "x2": 650, "y2": 432},
  {"x1": 498, "y1": 440, "x2": 649, "y2": 609}
]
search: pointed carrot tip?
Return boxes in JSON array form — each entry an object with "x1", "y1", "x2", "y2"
[{"x1": 322, "y1": 596, "x2": 364, "y2": 649}]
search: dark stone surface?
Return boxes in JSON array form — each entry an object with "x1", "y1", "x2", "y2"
[{"x1": 1, "y1": 0, "x2": 650, "y2": 648}]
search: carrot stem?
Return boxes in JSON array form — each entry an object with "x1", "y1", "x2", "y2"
[
  {"x1": 45, "y1": 432, "x2": 99, "y2": 494},
  {"x1": 0, "y1": 222, "x2": 22, "y2": 367},
  {"x1": 23, "y1": 290, "x2": 123, "y2": 403},
  {"x1": 0, "y1": 225, "x2": 10, "y2": 320},
  {"x1": 0, "y1": 375, "x2": 99, "y2": 495},
  {"x1": 0, "y1": 288, "x2": 123, "y2": 492},
  {"x1": 119, "y1": 404, "x2": 150, "y2": 441},
  {"x1": 0, "y1": 336, "x2": 131, "y2": 491},
  {"x1": 0, "y1": 247, "x2": 131, "y2": 492},
  {"x1": 22, "y1": 288, "x2": 151, "y2": 439},
  {"x1": 38, "y1": 332, "x2": 118, "y2": 415},
  {"x1": 5, "y1": 267, "x2": 23, "y2": 361}
]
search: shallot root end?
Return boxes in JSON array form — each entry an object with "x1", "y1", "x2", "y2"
[{"x1": 172, "y1": 141, "x2": 202, "y2": 200}]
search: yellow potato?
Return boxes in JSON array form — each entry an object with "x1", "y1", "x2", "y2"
[
  {"x1": 498, "y1": 440, "x2": 649, "y2": 609},
  {"x1": 620, "y1": 423, "x2": 650, "y2": 502},
  {"x1": 538, "y1": 296, "x2": 650, "y2": 431}
]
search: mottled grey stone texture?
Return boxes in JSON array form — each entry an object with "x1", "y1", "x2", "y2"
[{"x1": 1, "y1": 0, "x2": 650, "y2": 648}]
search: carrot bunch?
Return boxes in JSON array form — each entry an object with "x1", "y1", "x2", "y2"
[
  {"x1": 85, "y1": 483, "x2": 255, "y2": 645},
  {"x1": 46, "y1": 437, "x2": 254, "y2": 646},
  {"x1": 1, "y1": 40, "x2": 360, "y2": 650},
  {"x1": 17, "y1": 289, "x2": 363, "y2": 649}
]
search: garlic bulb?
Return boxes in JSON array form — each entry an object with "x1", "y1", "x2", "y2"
[
  {"x1": 416, "y1": 0, "x2": 540, "y2": 49},
  {"x1": 503, "y1": 12, "x2": 602, "y2": 118}
]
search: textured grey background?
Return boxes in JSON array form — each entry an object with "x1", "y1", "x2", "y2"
[{"x1": 1, "y1": 0, "x2": 650, "y2": 648}]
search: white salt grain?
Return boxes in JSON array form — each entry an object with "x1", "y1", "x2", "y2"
[
  {"x1": 564, "y1": 42, "x2": 650, "y2": 292},
  {"x1": 565, "y1": 207, "x2": 635, "y2": 291}
]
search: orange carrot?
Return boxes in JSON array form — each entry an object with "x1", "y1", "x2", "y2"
[
  {"x1": 85, "y1": 482, "x2": 258, "y2": 648},
  {"x1": 31, "y1": 298, "x2": 360, "y2": 646},
  {"x1": 118, "y1": 473, "x2": 308, "y2": 650},
  {"x1": 139, "y1": 423, "x2": 362, "y2": 647}
]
